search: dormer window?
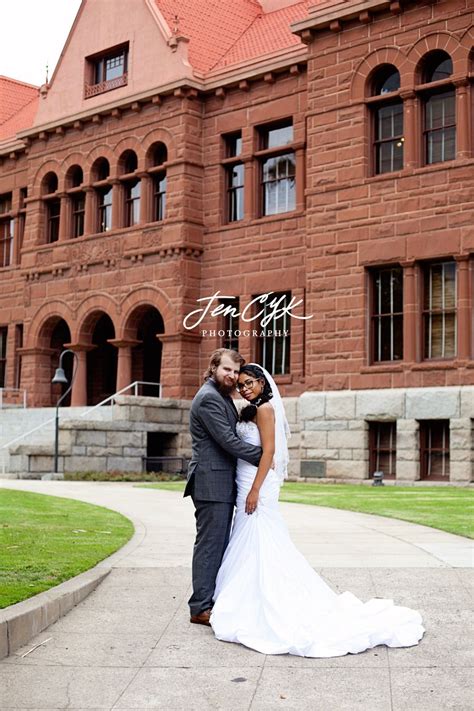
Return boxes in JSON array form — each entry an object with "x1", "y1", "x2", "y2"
[{"x1": 85, "y1": 43, "x2": 129, "y2": 98}]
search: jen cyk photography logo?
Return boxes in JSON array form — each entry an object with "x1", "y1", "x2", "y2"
[{"x1": 182, "y1": 291, "x2": 313, "y2": 338}]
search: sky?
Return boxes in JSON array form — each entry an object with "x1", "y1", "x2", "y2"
[{"x1": 1, "y1": 0, "x2": 82, "y2": 86}]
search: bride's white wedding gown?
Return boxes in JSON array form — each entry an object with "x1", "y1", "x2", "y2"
[{"x1": 211, "y1": 420, "x2": 425, "y2": 657}]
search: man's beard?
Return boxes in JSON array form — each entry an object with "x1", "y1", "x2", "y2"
[{"x1": 213, "y1": 376, "x2": 235, "y2": 397}]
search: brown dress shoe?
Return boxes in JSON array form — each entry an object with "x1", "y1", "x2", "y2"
[{"x1": 190, "y1": 608, "x2": 212, "y2": 626}]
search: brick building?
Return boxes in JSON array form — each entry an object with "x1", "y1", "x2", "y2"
[{"x1": 0, "y1": 0, "x2": 473, "y2": 482}]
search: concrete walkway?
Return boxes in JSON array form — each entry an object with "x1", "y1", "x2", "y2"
[{"x1": 0, "y1": 480, "x2": 472, "y2": 710}]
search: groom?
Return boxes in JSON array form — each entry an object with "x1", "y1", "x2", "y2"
[{"x1": 184, "y1": 348, "x2": 262, "y2": 626}]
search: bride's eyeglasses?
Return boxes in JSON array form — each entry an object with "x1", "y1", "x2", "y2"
[{"x1": 236, "y1": 379, "x2": 257, "y2": 393}]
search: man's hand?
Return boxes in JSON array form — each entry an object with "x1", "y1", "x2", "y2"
[{"x1": 245, "y1": 487, "x2": 259, "y2": 515}]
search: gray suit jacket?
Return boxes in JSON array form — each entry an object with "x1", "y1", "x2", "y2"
[{"x1": 184, "y1": 379, "x2": 262, "y2": 503}]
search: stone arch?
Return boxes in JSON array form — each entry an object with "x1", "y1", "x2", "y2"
[
  {"x1": 113, "y1": 136, "x2": 145, "y2": 174},
  {"x1": 30, "y1": 309, "x2": 73, "y2": 406},
  {"x1": 75, "y1": 293, "x2": 119, "y2": 344},
  {"x1": 84, "y1": 144, "x2": 115, "y2": 184},
  {"x1": 33, "y1": 160, "x2": 62, "y2": 196},
  {"x1": 142, "y1": 126, "x2": 177, "y2": 163},
  {"x1": 460, "y1": 27, "x2": 474, "y2": 74},
  {"x1": 62, "y1": 152, "x2": 86, "y2": 187},
  {"x1": 351, "y1": 47, "x2": 410, "y2": 100},
  {"x1": 119, "y1": 286, "x2": 176, "y2": 339},
  {"x1": 408, "y1": 33, "x2": 463, "y2": 81},
  {"x1": 27, "y1": 300, "x2": 74, "y2": 348}
]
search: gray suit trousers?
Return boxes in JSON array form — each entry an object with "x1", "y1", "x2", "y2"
[{"x1": 188, "y1": 493, "x2": 234, "y2": 616}]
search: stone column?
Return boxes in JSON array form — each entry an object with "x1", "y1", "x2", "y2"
[
  {"x1": 159, "y1": 332, "x2": 202, "y2": 399},
  {"x1": 111, "y1": 179, "x2": 123, "y2": 230},
  {"x1": 243, "y1": 156, "x2": 256, "y2": 219},
  {"x1": 449, "y1": 418, "x2": 473, "y2": 483},
  {"x1": 455, "y1": 255, "x2": 471, "y2": 360},
  {"x1": 83, "y1": 187, "x2": 96, "y2": 236},
  {"x1": 58, "y1": 193, "x2": 70, "y2": 241},
  {"x1": 65, "y1": 344, "x2": 94, "y2": 407},
  {"x1": 396, "y1": 419, "x2": 420, "y2": 481},
  {"x1": 454, "y1": 79, "x2": 471, "y2": 160},
  {"x1": 137, "y1": 173, "x2": 151, "y2": 225},
  {"x1": 295, "y1": 145, "x2": 305, "y2": 211},
  {"x1": 400, "y1": 91, "x2": 417, "y2": 168},
  {"x1": 402, "y1": 261, "x2": 417, "y2": 362},
  {"x1": 15, "y1": 346, "x2": 56, "y2": 407},
  {"x1": 108, "y1": 339, "x2": 141, "y2": 393}
]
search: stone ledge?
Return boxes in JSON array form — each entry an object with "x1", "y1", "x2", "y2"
[{"x1": 0, "y1": 566, "x2": 110, "y2": 660}]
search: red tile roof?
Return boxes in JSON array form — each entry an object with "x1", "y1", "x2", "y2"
[
  {"x1": 0, "y1": 76, "x2": 38, "y2": 142},
  {"x1": 156, "y1": 0, "x2": 315, "y2": 74}
]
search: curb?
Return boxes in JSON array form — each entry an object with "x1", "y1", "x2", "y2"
[{"x1": 0, "y1": 566, "x2": 110, "y2": 660}]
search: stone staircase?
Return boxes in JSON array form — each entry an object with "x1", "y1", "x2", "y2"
[
  {"x1": 0, "y1": 405, "x2": 114, "y2": 477},
  {"x1": 2, "y1": 396, "x2": 192, "y2": 479}
]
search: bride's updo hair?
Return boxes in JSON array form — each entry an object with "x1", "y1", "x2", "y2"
[{"x1": 239, "y1": 364, "x2": 273, "y2": 422}]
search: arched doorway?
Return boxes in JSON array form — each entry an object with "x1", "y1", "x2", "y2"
[
  {"x1": 86, "y1": 313, "x2": 117, "y2": 405},
  {"x1": 37, "y1": 317, "x2": 72, "y2": 406},
  {"x1": 130, "y1": 306, "x2": 164, "y2": 396}
]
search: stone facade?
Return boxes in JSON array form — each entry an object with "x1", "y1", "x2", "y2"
[
  {"x1": 0, "y1": 0, "x2": 473, "y2": 484},
  {"x1": 299, "y1": 387, "x2": 474, "y2": 483}
]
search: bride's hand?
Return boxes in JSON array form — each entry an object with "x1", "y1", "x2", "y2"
[{"x1": 245, "y1": 487, "x2": 259, "y2": 515}]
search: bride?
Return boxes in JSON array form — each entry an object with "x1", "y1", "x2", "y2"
[{"x1": 210, "y1": 363, "x2": 425, "y2": 657}]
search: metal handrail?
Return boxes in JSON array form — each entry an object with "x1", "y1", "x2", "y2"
[
  {"x1": 0, "y1": 380, "x2": 161, "y2": 474},
  {"x1": 0, "y1": 387, "x2": 28, "y2": 409},
  {"x1": 80, "y1": 381, "x2": 161, "y2": 417}
]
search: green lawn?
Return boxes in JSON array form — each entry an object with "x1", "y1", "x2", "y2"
[
  {"x1": 138, "y1": 481, "x2": 474, "y2": 539},
  {"x1": 0, "y1": 489, "x2": 134, "y2": 608}
]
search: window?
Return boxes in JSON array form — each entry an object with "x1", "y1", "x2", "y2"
[
  {"x1": 223, "y1": 132, "x2": 244, "y2": 222},
  {"x1": 72, "y1": 194, "x2": 85, "y2": 238},
  {"x1": 371, "y1": 267, "x2": 403, "y2": 362},
  {"x1": 0, "y1": 218, "x2": 14, "y2": 267},
  {"x1": 0, "y1": 327, "x2": 7, "y2": 387},
  {"x1": 14, "y1": 324, "x2": 23, "y2": 389},
  {"x1": 124, "y1": 180, "x2": 141, "y2": 227},
  {"x1": 255, "y1": 291, "x2": 291, "y2": 375},
  {"x1": 369, "y1": 422, "x2": 396, "y2": 479},
  {"x1": 0, "y1": 193, "x2": 13, "y2": 267},
  {"x1": 18, "y1": 188, "x2": 27, "y2": 252},
  {"x1": 47, "y1": 199, "x2": 60, "y2": 243},
  {"x1": 147, "y1": 142, "x2": 168, "y2": 222},
  {"x1": 97, "y1": 187, "x2": 112, "y2": 233},
  {"x1": 419, "y1": 420, "x2": 450, "y2": 480},
  {"x1": 258, "y1": 121, "x2": 295, "y2": 216},
  {"x1": 421, "y1": 51, "x2": 455, "y2": 165},
  {"x1": 423, "y1": 262, "x2": 456, "y2": 359},
  {"x1": 85, "y1": 44, "x2": 128, "y2": 98},
  {"x1": 220, "y1": 297, "x2": 240, "y2": 351},
  {"x1": 370, "y1": 66, "x2": 403, "y2": 175},
  {"x1": 153, "y1": 174, "x2": 166, "y2": 221}
]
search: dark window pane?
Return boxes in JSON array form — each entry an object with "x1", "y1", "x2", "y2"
[
  {"x1": 225, "y1": 133, "x2": 242, "y2": 157},
  {"x1": 373, "y1": 68, "x2": 400, "y2": 95},
  {"x1": 255, "y1": 291, "x2": 291, "y2": 375},
  {"x1": 263, "y1": 123, "x2": 293, "y2": 149}
]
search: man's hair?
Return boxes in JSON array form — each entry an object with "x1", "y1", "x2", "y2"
[{"x1": 203, "y1": 348, "x2": 245, "y2": 381}]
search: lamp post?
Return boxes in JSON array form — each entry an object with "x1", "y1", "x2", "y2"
[{"x1": 51, "y1": 349, "x2": 77, "y2": 474}]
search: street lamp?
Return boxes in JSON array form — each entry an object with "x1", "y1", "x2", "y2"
[{"x1": 51, "y1": 349, "x2": 77, "y2": 474}]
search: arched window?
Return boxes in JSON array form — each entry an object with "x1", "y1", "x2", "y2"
[
  {"x1": 419, "y1": 51, "x2": 455, "y2": 165},
  {"x1": 119, "y1": 150, "x2": 141, "y2": 227},
  {"x1": 66, "y1": 166, "x2": 85, "y2": 238},
  {"x1": 147, "y1": 142, "x2": 167, "y2": 222},
  {"x1": 368, "y1": 65, "x2": 403, "y2": 175},
  {"x1": 41, "y1": 172, "x2": 60, "y2": 243},
  {"x1": 91, "y1": 158, "x2": 112, "y2": 233}
]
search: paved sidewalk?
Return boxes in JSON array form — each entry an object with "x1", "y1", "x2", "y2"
[{"x1": 0, "y1": 480, "x2": 472, "y2": 710}]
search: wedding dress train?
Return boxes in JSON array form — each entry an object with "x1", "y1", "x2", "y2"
[{"x1": 210, "y1": 421, "x2": 425, "y2": 658}]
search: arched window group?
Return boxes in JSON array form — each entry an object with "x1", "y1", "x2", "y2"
[
  {"x1": 367, "y1": 50, "x2": 464, "y2": 175},
  {"x1": 40, "y1": 142, "x2": 168, "y2": 244}
]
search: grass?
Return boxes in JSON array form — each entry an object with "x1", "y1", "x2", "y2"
[
  {"x1": 0, "y1": 489, "x2": 134, "y2": 608},
  {"x1": 138, "y1": 481, "x2": 474, "y2": 539}
]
